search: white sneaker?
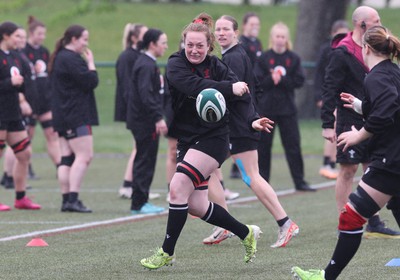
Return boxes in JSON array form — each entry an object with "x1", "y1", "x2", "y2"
[
  {"x1": 224, "y1": 188, "x2": 240, "y2": 200},
  {"x1": 203, "y1": 226, "x2": 234, "y2": 245},
  {"x1": 118, "y1": 187, "x2": 160, "y2": 200},
  {"x1": 270, "y1": 220, "x2": 299, "y2": 248}
]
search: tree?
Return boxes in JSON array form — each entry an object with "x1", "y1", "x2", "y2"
[{"x1": 293, "y1": 0, "x2": 350, "y2": 118}]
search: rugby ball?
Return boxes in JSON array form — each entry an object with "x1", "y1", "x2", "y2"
[{"x1": 196, "y1": 88, "x2": 226, "y2": 123}]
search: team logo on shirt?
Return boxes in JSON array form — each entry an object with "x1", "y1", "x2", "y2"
[
  {"x1": 274, "y1": 65, "x2": 286, "y2": 76},
  {"x1": 10, "y1": 66, "x2": 20, "y2": 77},
  {"x1": 35, "y1": 59, "x2": 48, "y2": 77}
]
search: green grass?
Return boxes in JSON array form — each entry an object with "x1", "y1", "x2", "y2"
[{"x1": 0, "y1": 155, "x2": 398, "y2": 280}]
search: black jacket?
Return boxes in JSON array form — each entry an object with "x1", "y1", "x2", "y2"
[
  {"x1": 254, "y1": 49, "x2": 305, "y2": 116},
  {"x1": 114, "y1": 47, "x2": 140, "y2": 122},
  {"x1": 362, "y1": 59, "x2": 400, "y2": 175},
  {"x1": 222, "y1": 44, "x2": 260, "y2": 140},
  {"x1": 239, "y1": 35, "x2": 263, "y2": 68},
  {"x1": 126, "y1": 53, "x2": 164, "y2": 132},
  {"x1": 166, "y1": 49, "x2": 238, "y2": 143},
  {"x1": 0, "y1": 50, "x2": 24, "y2": 121},
  {"x1": 321, "y1": 32, "x2": 368, "y2": 129},
  {"x1": 51, "y1": 48, "x2": 99, "y2": 132}
]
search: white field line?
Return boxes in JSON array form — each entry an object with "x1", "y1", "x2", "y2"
[{"x1": 0, "y1": 177, "x2": 360, "y2": 242}]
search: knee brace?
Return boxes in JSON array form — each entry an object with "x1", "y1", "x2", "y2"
[
  {"x1": 40, "y1": 119, "x2": 53, "y2": 129},
  {"x1": 59, "y1": 154, "x2": 75, "y2": 167},
  {"x1": 349, "y1": 186, "x2": 381, "y2": 218},
  {"x1": 338, "y1": 204, "x2": 366, "y2": 233},
  {"x1": 0, "y1": 139, "x2": 5, "y2": 150},
  {"x1": 235, "y1": 159, "x2": 251, "y2": 187},
  {"x1": 176, "y1": 160, "x2": 208, "y2": 190},
  {"x1": 11, "y1": 138, "x2": 30, "y2": 154},
  {"x1": 387, "y1": 196, "x2": 400, "y2": 211}
]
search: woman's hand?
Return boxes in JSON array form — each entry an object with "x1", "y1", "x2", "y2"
[
  {"x1": 340, "y1": 92, "x2": 362, "y2": 114},
  {"x1": 322, "y1": 128, "x2": 337, "y2": 143},
  {"x1": 232, "y1": 82, "x2": 249, "y2": 96},
  {"x1": 156, "y1": 119, "x2": 168, "y2": 136},
  {"x1": 337, "y1": 126, "x2": 371, "y2": 152},
  {"x1": 252, "y1": 117, "x2": 274, "y2": 132},
  {"x1": 83, "y1": 48, "x2": 96, "y2": 71}
]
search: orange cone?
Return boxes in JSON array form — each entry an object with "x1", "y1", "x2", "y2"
[{"x1": 26, "y1": 238, "x2": 48, "y2": 247}]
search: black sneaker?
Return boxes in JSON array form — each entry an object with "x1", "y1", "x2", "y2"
[
  {"x1": 61, "y1": 201, "x2": 69, "y2": 212},
  {"x1": 4, "y1": 176, "x2": 14, "y2": 189},
  {"x1": 295, "y1": 183, "x2": 316, "y2": 192},
  {"x1": 229, "y1": 164, "x2": 241, "y2": 179},
  {"x1": 365, "y1": 221, "x2": 400, "y2": 239},
  {"x1": 65, "y1": 200, "x2": 92, "y2": 213}
]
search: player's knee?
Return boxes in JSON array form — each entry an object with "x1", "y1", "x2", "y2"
[
  {"x1": 59, "y1": 154, "x2": 75, "y2": 167},
  {"x1": 176, "y1": 160, "x2": 208, "y2": 190},
  {"x1": 40, "y1": 119, "x2": 53, "y2": 129},
  {"x1": 349, "y1": 186, "x2": 381, "y2": 218},
  {"x1": 235, "y1": 159, "x2": 251, "y2": 187},
  {"x1": 11, "y1": 138, "x2": 31, "y2": 154},
  {"x1": 387, "y1": 196, "x2": 400, "y2": 211},
  {"x1": 338, "y1": 204, "x2": 366, "y2": 232}
]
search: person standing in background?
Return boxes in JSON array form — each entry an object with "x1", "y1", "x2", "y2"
[
  {"x1": 49, "y1": 25, "x2": 99, "y2": 213},
  {"x1": 255, "y1": 22, "x2": 314, "y2": 192},
  {"x1": 127, "y1": 29, "x2": 168, "y2": 215},
  {"x1": 0, "y1": 21, "x2": 41, "y2": 211},
  {"x1": 314, "y1": 20, "x2": 350, "y2": 180}
]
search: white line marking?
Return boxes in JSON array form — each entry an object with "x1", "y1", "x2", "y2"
[{"x1": 0, "y1": 178, "x2": 360, "y2": 242}]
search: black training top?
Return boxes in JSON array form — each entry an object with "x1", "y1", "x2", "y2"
[
  {"x1": 50, "y1": 48, "x2": 99, "y2": 132},
  {"x1": 222, "y1": 44, "x2": 260, "y2": 140},
  {"x1": 166, "y1": 49, "x2": 238, "y2": 143},
  {"x1": 114, "y1": 47, "x2": 141, "y2": 122},
  {"x1": 0, "y1": 50, "x2": 24, "y2": 121},
  {"x1": 239, "y1": 35, "x2": 262, "y2": 68},
  {"x1": 254, "y1": 49, "x2": 305, "y2": 116},
  {"x1": 17, "y1": 49, "x2": 37, "y2": 110},
  {"x1": 126, "y1": 53, "x2": 164, "y2": 132},
  {"x1": 321, "y1": 33, "x2": 368, "y2": 129},
  {"x1": 23, "y1": 44, "x2": 50, "y2": 98},
  {"x1": 362, "y1": 59, "x2": 400, "y2": 175}
]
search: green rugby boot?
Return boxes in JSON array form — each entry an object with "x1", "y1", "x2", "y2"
[
  {"x1": 140, "y1": 248, "x2": 175, "y2": 270},
  {"x1": 242, "y1": 225, "x2": 262, "y2": 263},
  {"x1": 291, "y1": 266, "x2": 325, "y2": 280}
]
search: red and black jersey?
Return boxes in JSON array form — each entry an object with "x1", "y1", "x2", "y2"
[
  {"x1": 239, "y1": 35, "x2": 263, "y2": 68},
  {"x1": 0, "y1": 50, "x2": 24, "y2": 121},
  {"x1": 222, "y1": 44, "x2": 260, "y2": 140},
  {"x1": 23, "y1": 43, "x2": 50, "y2": 97},
  {"x1": 166, "y1": 49, "x2": 238, "y2": 143},
  {"x1": 114, "y1": 47, "x2": 141, "y2": 122},
  {"x1": 254, "y1": 49, "x2": 305, "y2": 116},
  {"x1": 50, "y1": 48, "x2": 99, "y2": 132},
  {"x1": 321, "y1": 32, "x2": 368, "y2": 129},
  {"x1": 126, "y1": 53, "x2": 164, "y2": 132},
  {"x1": 362, "y1": 59, "x2": 400, "y2": 175}
]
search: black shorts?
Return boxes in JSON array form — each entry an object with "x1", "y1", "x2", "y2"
[
  {"x1": 177, "y1": 135, "x2": 229, "y2": 167},
  {"x1": 362, "y1": 166, "x2": 400, "y2": 196},
  {"x1": 336, "y1": 124, "x2": 369, "y2": 164},
  {"x1": 230, "y1": 137, "x2": 258, "y2": 155},
  {"x1": 58, "y1": 125, "x2": 92, "y2": 140},
  {"x1": 0, "y1": 119, "x2": 26, "y2": 132}
]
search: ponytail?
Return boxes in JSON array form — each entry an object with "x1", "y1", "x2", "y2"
[{"x1": 363, "y1": 25, "x2": 400, "y2": 62}]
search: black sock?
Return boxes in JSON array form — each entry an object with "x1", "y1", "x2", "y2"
[
  {"x1": 16, "y1": 191, "x2": 25, "y2": 200},
  {"x1": 324, "y1": 231, "x2": 363, "y2": 280},
  {"x1": 391, "y1": 210, "x2": 400, "y2": 227},
  {"x1": 69, "y1": 192, "x2": 78, "y2": 203},
  {"x1": 162, "y1": 203, "x2": 188, "y2": 256},
  {"x1": 277, "y1": 216, "x2": 289, "y2": 227},
  {"x1": 62, "y1": 193, "x2": 70, "y2": 203},
  {"x1": 201, "y1": 202, "x2": 249, "y2": 240},
  {"x1": 368, "y1": 215, "x2": 381, "y2": 227},
  {"x1": 329, "y1": 161, "x2": 336, "y2": 169},
  {"x1": 123, "y1": 180, "x2": 131, "y2": 188},
  {"x1": 323, "y1": 156, "x2": 330, "y2": 166},
  {"x1": 220, "y1": 180, "x2": 225, "y2": 190}
]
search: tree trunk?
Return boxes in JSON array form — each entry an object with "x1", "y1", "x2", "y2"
[{"x1": 294, "y1": 0, "x2": 349, "y2": 118}]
